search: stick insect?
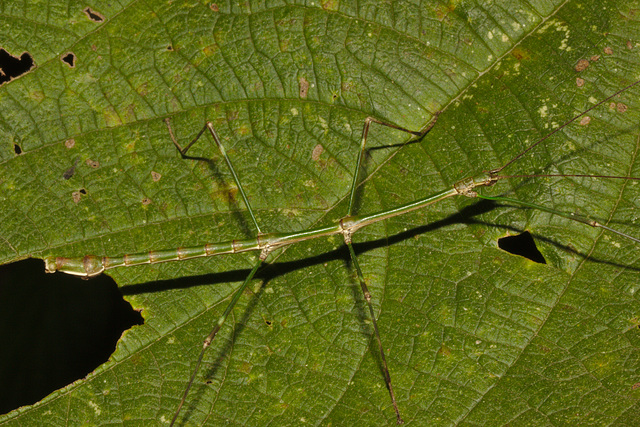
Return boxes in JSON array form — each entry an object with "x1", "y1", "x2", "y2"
[{"x1": 43, "y1": 79, "x2": 640, "y2": 425}]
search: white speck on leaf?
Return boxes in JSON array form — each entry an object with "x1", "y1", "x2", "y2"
[
  {"x1": 88, "y1": 401, "x2": 101, "y2": 416},
  {"x1": 538, "y1": 105, "x2": 548, "y2": 118}
]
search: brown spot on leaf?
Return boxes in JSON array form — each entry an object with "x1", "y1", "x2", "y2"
[
  {"x1": 210, "y1": 3, "x2": 219, "y2": 12},
  {"x1": 575, "y1": 59, "x2": 590, "y2": 72},
  {"x1": 434, "y1": 3, "x2": 456, "y2": 21},
  {"x1": 299, "y1": 77, "x2": 309, "y2": 99},
  {"x1": 65, "y1": 139, "x2": 75, "y2": 148},
  {"x1": 279, "y1": 38, "x2": 290, "y2": 52},
  {"x1": 30, "y1": 90, "x2": 44, "y2": 102},
  {"x1": 590, "y1": 55, "x2": 600, "y2": 62},
  {"x1": 72, "y1": 189, "x2": 86, "y2": 203},
  {"x1": 633, "y1": 382, "x2": 640, "y2": 390},
  {"x1": 438, "y1": 345, "x2": 452, "y2": 357},
  {"x1": 579, "y1": 116, "x2": 591, "y2": 126},
  {"x1": 341, "y1": 80, "x2": 354, "y2": 93},
  {"x1": 321, "y1": 0, "x2": 339, "y2": 11},
  {"x1": 62, "y1": 167, "x2": 75, "y2": 180},
  {"x1": 142, "y1": 197, "x2": 152, "y2": 206},
  {"x1": 86, "y1": 159, "x2": 99, "y2": 169},
  {"x1": 617, "y1": 103, "x2": 628, "y2": 113},
  {"x1": 226, "y1": 110, "x2": 239, "y2": 121},
  {"x1": 151, "y1": 171, "x2": 162, "y2": 182},
  {"x1": 627, "y1": 40, "x2": 633, "y2": 50},
  {"x1": 137, "y1": 82, "x2": 148, "y2": 96},
  {"x1": 203, "y1": 44, "x2": 218, "y2": 57},
  {"x1": 576, "y1": 77, "x2": 585, "y2": 87},
  {"x1": 63, "y1": 159, "x2": 79, "y2": 180},
  {"x1": 511, "y1": 47, "x2": 531, "y2": 61},
  {"x1": 311, "y1": 144, "x2": 323, "y2": 161},
  {"x1": 604, "y1": 46, "x2": 613, "y2": 55}
]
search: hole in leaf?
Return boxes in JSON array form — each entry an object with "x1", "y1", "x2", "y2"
[
  {"x1": 83, "y1": 7, "x2": 104, "y2": 22},
  {"x1": 13, "y1": 144, "x2": 22, "y2": 155},
  {"x1": 0, "y1": 259, "x2": 144, "y2": 414},
  {"x1": 61, "y1": 53, "x2": 75, "y2": 67},
  {"x1": 498, "y1": 231, "x2": 546, "y2": 264},
  {"x1": 0, "y1": 49, "x2": 35, "y2": 86}
]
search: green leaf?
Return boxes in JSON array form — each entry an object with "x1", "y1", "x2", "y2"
[{"x1": 2, "y1": 0, "x2": 640, "y2": 425}]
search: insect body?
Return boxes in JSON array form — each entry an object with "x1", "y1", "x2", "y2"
[{"x1": 43, "y1": 80, "x2": 640, "y2": 425}]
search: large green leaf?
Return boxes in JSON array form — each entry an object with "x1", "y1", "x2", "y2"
[{"x1": 2, "y1": 0, "x2": 640, "y2": 425}]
